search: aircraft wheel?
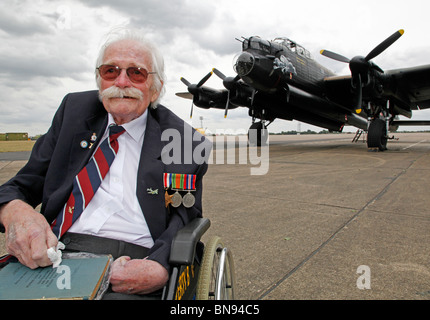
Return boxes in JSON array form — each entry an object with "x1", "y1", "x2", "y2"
[
  {"x1": 248, "y1": 122, "x2": 268, "y2": 146},
  {"x1": 367, "y1": 119, "x2": 387, "y2": 151}
]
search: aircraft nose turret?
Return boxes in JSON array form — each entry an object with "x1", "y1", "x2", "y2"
[{"x1": 234, "y1": 52, "x2": 255, "y2": 77}]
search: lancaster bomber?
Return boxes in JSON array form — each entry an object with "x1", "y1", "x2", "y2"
[{"x1": 177, "y1": 30, "x2": 430, "y2": 150}]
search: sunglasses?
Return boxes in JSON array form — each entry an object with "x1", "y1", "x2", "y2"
[{"x1": 97, "y1": 64, "x2": 157, "y2": 83}]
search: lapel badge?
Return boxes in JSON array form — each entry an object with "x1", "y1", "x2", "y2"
[
  {"x1": 147, "y1": 188, "x2": 159, "y2": 195},
  {"x1": 90, "y1": 133, "x2": 97, "y2": 142},
  {"x1": 80, "y1": 140, "x2": 89, "y2": 149}
]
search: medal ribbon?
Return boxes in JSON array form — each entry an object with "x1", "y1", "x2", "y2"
[{"x1": 163, "y1": 173, "x2": 196, "y2": 190}]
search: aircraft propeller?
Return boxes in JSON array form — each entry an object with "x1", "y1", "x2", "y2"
[
  {"x1": 212, "y1": 68, "x2": 240, "y2": 118},
  {"x1": 180, "y1": 71, "x2": 213, "y2": 118},
  {"x1": 320, "y1": 29, "x2": 404, "y2": 112}
]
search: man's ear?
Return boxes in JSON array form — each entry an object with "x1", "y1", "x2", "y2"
[{"x1": 151, "y1": 80, "x2": 164, "y2": 103}]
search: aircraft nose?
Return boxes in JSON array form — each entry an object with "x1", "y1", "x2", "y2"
[{"x1": 234, "y1": 52, "x2": 255, "y2": 77}]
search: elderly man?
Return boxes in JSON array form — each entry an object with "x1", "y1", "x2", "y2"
[{"x1": 0, "y1": 30, "x2": 211, "y2": 299}]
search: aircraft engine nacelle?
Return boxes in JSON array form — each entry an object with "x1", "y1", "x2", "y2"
[
  {"x1": 192, "y1": 94, "x2": 212, "y2": 109},
  {"x1": 234, "y1": 52, "x2": 283, "y2": 93}
]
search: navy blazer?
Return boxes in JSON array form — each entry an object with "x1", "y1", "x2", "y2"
[{"x1": 0, "y1": 90, "x2": 212, "y2": 271}]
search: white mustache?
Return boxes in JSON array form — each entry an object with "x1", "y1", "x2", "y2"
[{"x1": 99, "y1": 86, "x2": 144, "y2": 101}]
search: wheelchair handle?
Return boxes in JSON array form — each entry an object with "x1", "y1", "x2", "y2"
[{"x1": 169, "y1": 218, "x2": 211, "y2": 265}]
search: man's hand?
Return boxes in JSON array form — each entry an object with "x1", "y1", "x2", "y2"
[
  {"x1": 0, "y1": 199, "x2": 58, "y2": 269},
  {"x1": 109, "y1": 256, "x2": 169, "y2": 295}
]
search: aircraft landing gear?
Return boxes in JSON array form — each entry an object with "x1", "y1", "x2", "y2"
[
  {"x1": 367, "y1": 118, "x2": 387, "y2": 151},
  {"x1": 248, "y1": 121, "x2": 269, "y2": 146}
]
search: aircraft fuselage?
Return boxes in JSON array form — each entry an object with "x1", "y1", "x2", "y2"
[
  {"x1": 236, "y1": 37, "x2": 335, "y2": 95},
  {"x1": 232, "y1": 37, "x2": 368, "y2": 131}
]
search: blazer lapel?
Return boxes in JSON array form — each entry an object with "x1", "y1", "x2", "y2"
[
  {"x1": 137, "y1": 108, "x2": 167, "y2": 240},
  {"x1": 68, "y1": 111, "x2": 107, "y2": 175}
]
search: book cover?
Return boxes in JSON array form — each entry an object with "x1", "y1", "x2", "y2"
[{"x1": 0, "y1": 254, "x2": 112, "y2": 300}]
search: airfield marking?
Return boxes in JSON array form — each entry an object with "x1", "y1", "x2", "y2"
[{"x1": 402, "y1": 139, "x2": 427, "y2": 150}]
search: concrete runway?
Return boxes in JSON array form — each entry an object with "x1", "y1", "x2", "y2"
[{"x1": 1, "y1": 133, "x2": 429, "y2": 300}]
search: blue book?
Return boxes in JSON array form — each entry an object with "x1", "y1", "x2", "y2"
[{"x1": 0, "y1": 255, "x2": 112, "y2": 300}]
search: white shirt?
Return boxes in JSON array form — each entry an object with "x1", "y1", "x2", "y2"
[{"x1": 68, "y1": 111, "x2": 154, "y2": 248}]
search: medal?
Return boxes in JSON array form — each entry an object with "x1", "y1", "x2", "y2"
[
  {"x1": 165, "y1": 190, "x2": 173, "y2": 208},
  {"x1": 171, "y1": 191, "x2": 182, "y2": 208},
  {"x1": 182, "y1": 192, "x2": 195, "y2": 208},
  {"x1": 163, "y1": 173, "x2": 197, "y2": 208}
]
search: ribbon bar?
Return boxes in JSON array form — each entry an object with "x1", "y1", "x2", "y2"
[{"x1": 164, "y1": 173, "x2": 196, "y2": 191}]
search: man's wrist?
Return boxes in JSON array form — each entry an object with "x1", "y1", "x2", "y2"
[
  {"x1": 0, "y1": 202, "x2": 10, "y2": 227},
  {"x1": 0, "y1": 200, "x2": 25, "y2": 229},
  {"x1": 0, "y1": 202, "x2": 7, "y2": 232}
]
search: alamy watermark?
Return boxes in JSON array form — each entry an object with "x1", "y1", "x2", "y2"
[
  {"x1": 56, "y1": 265, "x2": 71, "y2": 290},
  {"x1": 161, "y1": 127, "x2": 269, "y2": 175},
  {"x1": 356, "y1": 265, "x2": 371, "y2": 290}
]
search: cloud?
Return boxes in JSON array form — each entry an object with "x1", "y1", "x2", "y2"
[
  {"x1": 0, "y1": 50, "x2": 91, "y2": 82},
  {"x1": 0, "y1": 4, "x2": 53, "y2": 36},
  {"x1": 79, "y1": 0, "x2": 217, "y2": 41},
  {"x1": 0, "y1": 1, "x2": 109, "y2": 135}
]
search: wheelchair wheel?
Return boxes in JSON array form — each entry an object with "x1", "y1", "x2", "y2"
[{"x1": 196, "y1": 236, "x2": 235, "y2": 300}]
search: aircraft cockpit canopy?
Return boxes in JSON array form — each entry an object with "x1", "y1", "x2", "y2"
[
  {"x1": 243, "y1": 37, "x2": 271, "y2": 53},
  {"x1": 273, "y1": 37, "x2": 313, "y2": 59}
]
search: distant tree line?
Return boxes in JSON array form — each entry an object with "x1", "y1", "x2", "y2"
[{"x1": 270, "y1": 130, "x2": 334, "y2": 135}]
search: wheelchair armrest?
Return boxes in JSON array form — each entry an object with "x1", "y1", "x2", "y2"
[{"x1": 169, "y1": 218, "x2": 211, "y2": 266}]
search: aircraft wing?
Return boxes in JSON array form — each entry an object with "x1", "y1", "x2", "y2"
[
  {"x1": 385, "y1": 64, "x2": 430, "y2": 110},
  {"x1": 322, "y1": 64, "x2": 430, "y2": 117}
]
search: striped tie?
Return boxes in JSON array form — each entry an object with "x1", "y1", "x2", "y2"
[{"x1": 51, "y1": 125, "x2": 126, "y2": 238}]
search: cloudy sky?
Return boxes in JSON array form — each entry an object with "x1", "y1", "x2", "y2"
[{"x1": 1, "y1": 0, "x2": 430, "y2": 136}]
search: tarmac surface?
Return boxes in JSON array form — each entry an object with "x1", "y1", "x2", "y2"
[{"x1": 1, "y1": 132, "x2": 429, "y2": 300}]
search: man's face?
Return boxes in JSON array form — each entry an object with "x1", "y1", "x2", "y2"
[{"x1": 99, "y1": 39, "x2": 161, "y2": 125}]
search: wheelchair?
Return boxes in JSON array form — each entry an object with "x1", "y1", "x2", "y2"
[{"x1": 162, "y1": 218, "x2": 235, "y2": 300}]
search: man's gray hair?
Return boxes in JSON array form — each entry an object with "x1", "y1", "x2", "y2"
[{"x1": 95, "y1": 28, "x2": 166, "y2": 108}]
